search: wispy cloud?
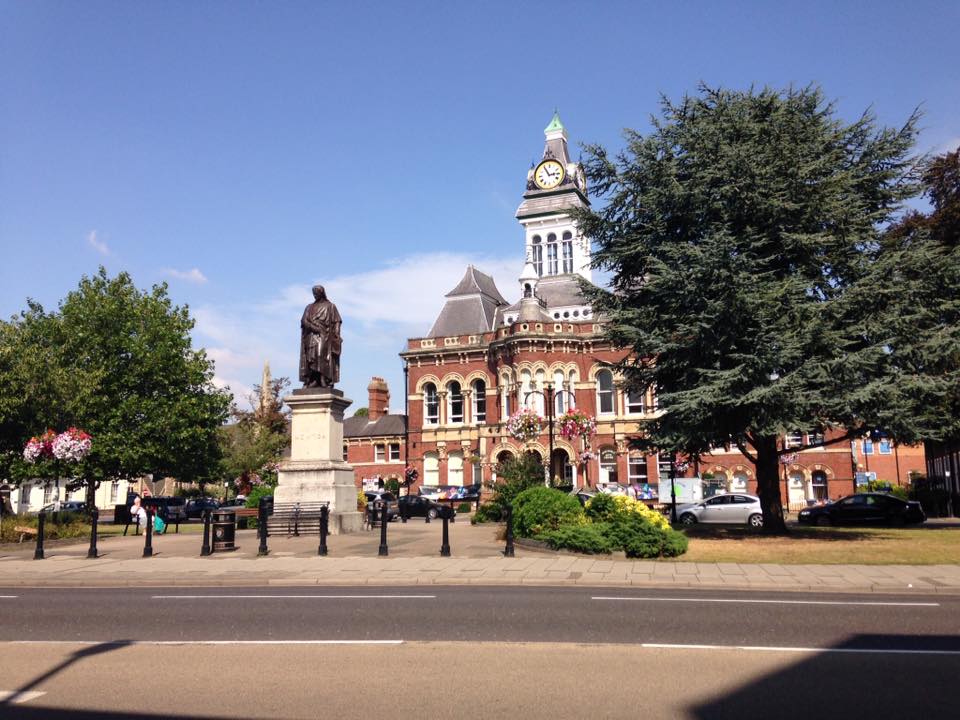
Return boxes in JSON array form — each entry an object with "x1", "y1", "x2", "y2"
[
  {"x1": 164, "y1": 267, "x2": 208, "y2": 284},
  {"x1": 86, "y1": 230, "x2": 110, "y2": 256}
]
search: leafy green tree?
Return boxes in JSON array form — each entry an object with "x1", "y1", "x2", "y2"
[
  {"x1": 1, "y1": 268, "x2": 231, "y2": 505},
  {"x1": 353, "y1": 407, "x2": 369, "y2": 417},
  {"x1": 868, "y1": 149, "x2": 960, "y2": 440},
  {"x1": 574, "y1": 85, "x2": 922, "y2": 532}
]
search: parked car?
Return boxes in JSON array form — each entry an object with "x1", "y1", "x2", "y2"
[
  {"x1": 39, "y1": 500, "x2": 87, "y2": 514},
  {"x1": 575, "y1": 490, "x2": 597, "y2": 506},
  {"x1": 184, "y1": 498, "x2": 221, "y2": 519},
  {"x1": 364, "y1": 490, "x2": 399, "y2": 521},
  {"x1": 398, "y1": 494, "x2": 446, "y2": 519},
  {"x1": 798, "y1": 493, "x2": 925, "y2": 526},
  {"x1": 677, "y1": 493, "x2": 764, "y2": 528}
]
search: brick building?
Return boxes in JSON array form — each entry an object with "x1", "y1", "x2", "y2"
[{"x1": 345, "y1": 114, "x2": 926, "y2": 505}]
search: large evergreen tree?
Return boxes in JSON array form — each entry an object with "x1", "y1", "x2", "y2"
[
  {"x1": 1, "y1": 268, "x2": 231, "y2": 504},
  {"x1": 574, "y1": 86, "x2": 925, "y2": 532}
]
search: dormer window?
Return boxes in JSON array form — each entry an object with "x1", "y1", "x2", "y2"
[{"x1": 531, "y1": 235, "x2": 543, "y2": 276}]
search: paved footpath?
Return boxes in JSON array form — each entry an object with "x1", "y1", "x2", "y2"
[{"x1": 2, "y1": 520, "x2": 959, "y2": 594}]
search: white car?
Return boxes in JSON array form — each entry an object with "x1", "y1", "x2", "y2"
[{"x1": 677, "y1": 494, "x2": 764, "y2": 528}]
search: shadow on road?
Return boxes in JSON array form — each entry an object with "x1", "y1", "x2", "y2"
[{"x1": 688, "y1": 634, "x2": 960, "y2": 719}]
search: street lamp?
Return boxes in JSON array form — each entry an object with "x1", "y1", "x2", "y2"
[
  {"x1": 523, "y1": 383, "x2": 577, "y2": 486},
  {"x1": 669, "y1": 455, "x2": 678, "y2": 525}
]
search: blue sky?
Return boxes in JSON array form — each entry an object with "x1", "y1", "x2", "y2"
[{"x1": 2, "y1": 0, "x2": 958, "y2": 411}]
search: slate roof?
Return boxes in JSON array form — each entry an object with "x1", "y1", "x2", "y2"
[
  {"x1": 427, "y1": 265, "x2": 510, "y2": 338},
  {"x1": 535, "y1": 274, "x2": 592, "y2": 308},
  {"x1": 343, "y1": 414, "x2": 407, "y2": 438}
]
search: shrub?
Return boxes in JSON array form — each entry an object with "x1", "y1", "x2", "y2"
[
  {"x1": 457, "y1": 502, "x2": 473, "y2": 514},
  {"x1": 607, "y1": 513, "x2": 689, "y2": 558},
  {"x1": 472, "y1": 503, "x2": 502, "y2": 524},
  {"x1": 586, "y1": 493, "x2": 671, "y2": 531},
  {"x1": 385, "y1": 478, "x2": 401, "y2": 495},
  {"x1": 1, "y1": 514, "x2": 89, "y2": 543},
  {"x1": 244, "y1": 485, "x2": 275, "y2": 508},
  {"x1": 356, "y1": 488, "x2": 367, "y2": 511},
  {"x1": 539, "y1": 523, "x2": 614, "y2": 554},
  {"x1": 512, "y1": 487, "x2": 584, "y2": 537}
]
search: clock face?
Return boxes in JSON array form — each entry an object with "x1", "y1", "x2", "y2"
[{"x1": 534, "y1": 160, "x2": 565, "y2": 189}]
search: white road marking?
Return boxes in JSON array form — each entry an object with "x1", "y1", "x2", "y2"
[
  {"x1": 5, "y1": 640, "x2": 403, "y2": 646},
  {"x1": 0, "y1": 596, "x2": 17, "y2": 599},
  {"x1": 151, "y1": 594, "x2": 436, "y2": 600},
  {"x1": 592, "y1": 596, "x2": 939, "y2": 607},
  {"x1": 0, "y1": 690, "x2": 46, "y2": 704},
  {"x1": 641, "y1": 642, "x2": 960, "y2": 656}
]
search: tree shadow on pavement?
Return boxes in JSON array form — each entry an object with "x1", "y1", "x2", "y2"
[{"x1": 688, "y1": 634, "x2": 960, "y2": 720}]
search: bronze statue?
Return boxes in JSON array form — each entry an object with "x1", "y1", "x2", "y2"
[{"x1": 299, "y1": 285, "x2": 342, "y2": 388}]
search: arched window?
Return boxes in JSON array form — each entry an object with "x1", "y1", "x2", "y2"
[
  {"x1": 523, "y1": 283, "x2": 532, "y2": 298},
  {"x1": 568, "y1": 370, "x2": 577, "y2": 408},
  {"x1": 596, "y1": 369, "x2": 614, "y2": 415},
  {"x1": 447, "y1": 451, "x2": 464, "y2": 486},
  {"x1": 812, "y1": 470, "x2": 828, "y2": 501},
  {"x1": 518, "y1": 369, "x2": 532, "y2": 413},
  {"x1": 472, "y1": 379, "x2": 486, "y2": 423},
  {"x1": 546, "y1": 233, "x2": 558, "y2": 275},
  {"x1": 423, "y1": 383, "x2": 439, "y2": 425},
  {"x1": 447, "y1": 381, "x2": 463, "y2": 423},
  {"x1": 423, "y1": 452, "x2": 439, "y2": 485},
  {"x1": 732, "y1": 471, "x2": 749, "y2": 492},
  {"x1": 562, "y1": 231, "x2": 573, "y2": 273},
  {"x1": 531, "y1": 235, "x2": 543, "y2": 276}
]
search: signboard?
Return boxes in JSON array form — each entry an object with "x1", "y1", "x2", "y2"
[
  {"x1": 657, "y1": 477, "x2": 703, "y2": 504},
  {"x1": 855, "y1": 471, "x2": 877, "y2": 487}
]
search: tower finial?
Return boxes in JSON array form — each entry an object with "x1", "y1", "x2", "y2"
[{"x1": 545, "y1": 110, "x2": 564, "y2": 134}]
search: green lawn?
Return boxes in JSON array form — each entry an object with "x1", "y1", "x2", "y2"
[{"x1": 676, "y1": 524, "x2": 960, "y2": 564}]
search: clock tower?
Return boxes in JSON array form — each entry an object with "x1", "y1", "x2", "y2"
[
  {"x1": 509, "y1": 112, "x2": 593, "y2": 325},
  {"x1": 515, "y1": 112, "x2": 592, "y2": 285}
]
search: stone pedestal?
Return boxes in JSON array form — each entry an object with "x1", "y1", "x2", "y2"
[{"x1": 275, "y1": 388, "x2": 363, "y2": 534}]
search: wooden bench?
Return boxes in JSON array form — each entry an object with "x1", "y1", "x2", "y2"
[
  {"x1": 14, "y1": 526, "x2": 37, "y2": 544},
  {"x1": 233, "y1": 507, "x2": 258, "y2": 529},
  {"x1": 266, "y1": 502, "x2": 329, "y2": 537}
]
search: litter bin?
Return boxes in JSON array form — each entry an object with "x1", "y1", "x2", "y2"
[{"x1": 212, "y1": 509, "x2": 236, "y2": 552}]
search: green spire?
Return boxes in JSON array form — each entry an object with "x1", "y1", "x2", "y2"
[{"x1": 544, "y1": 109, "x2": 564, "y2": 134}]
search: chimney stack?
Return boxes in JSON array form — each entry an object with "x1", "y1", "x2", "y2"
[{"x1": 367, "y1": 377, "x2": 390, "y2": 420}]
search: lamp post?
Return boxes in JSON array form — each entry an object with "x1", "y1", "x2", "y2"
[{"x1": 523, "y1": 384, "x2": 577, "y2": 486}]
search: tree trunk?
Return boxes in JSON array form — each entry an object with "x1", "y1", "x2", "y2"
[{"x1": 754, "y1": 435, "x2": 787, "y2": 534}]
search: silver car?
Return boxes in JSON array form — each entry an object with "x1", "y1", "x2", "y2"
[{"x1": 677, "y1": 493, "x2": 764, "y2": 528}]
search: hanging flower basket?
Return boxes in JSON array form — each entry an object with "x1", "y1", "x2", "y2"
[
  {"x1": 506, "y1": 408, "x2": 543, "y2": 443},
  {"x1": 557, "y1": 409, "x2": 596, "y2": 440},
  {"x1": 578, "y1": 450, "x2": 596, "y2": 464},
  {"x1": 23, "y1": 428, "x2": 91, "y2": 463},
  {"x1": 404, "y1": 467, "x2": 419, "y2": 485},
  {"x1": 674, "y1": 460, "x2": 690, "y2": 474}
]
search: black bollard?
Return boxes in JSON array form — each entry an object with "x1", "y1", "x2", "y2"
[
  {"x1": 401, "y1": 500, "x2": 407, "y2": 524},
  {"x1": 450, "y1": 503, "x2": 456, "y2": 523},
  {"x1": 318, "y1": 504, "x2": 329, "y2": 556},
  {"x1": 503, "y1": 503, "x2": 515, "y2": 557},
  {"x1": 143, "y1": 508, "x2": 154, "y2": 558},
  {"x1": 87, "y1": 506, "x2": 99, "y2": 559},
  {"x1": 440, "y1": 509, "x2": 451, "y2": 557},
  {"x1": 201, "y1": 510, "x2": 212, "y2": 556},
  {"x1": 257, "y1": 500, "x2": 269, "y2": 556},
  {"x1": 424, "y1": 505, "x2": 431, "y2": 524},
  {"x1": 378, "y1": 502, "x2": 388, "y2": 556},
  {"x1": 34, "y1": 510, "x2": 46, "y2": 560}
]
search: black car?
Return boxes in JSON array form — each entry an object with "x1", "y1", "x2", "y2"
[
  {"x1": 398, "y1": 494, "x2": 446, "y2": 519},
  {"x1": 797, "y1": 493, "x2": 925, "y2": 527},
  {"x1": 184, "y1": 498, "x2": 221, "y2": 519}
]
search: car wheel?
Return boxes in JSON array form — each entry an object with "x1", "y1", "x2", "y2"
[
  {"x1": 679, "y1": 513, "x2": 697, "y2": 526},
  {"x1": 816, "y1": 515, "x2": 832, "y2": 527},
  {"x1": 427, "y1": 508, "x2": 439, "y2": 519},
  {"x1": 748, "y1": 513, "x2": 763, "y2": 529}
]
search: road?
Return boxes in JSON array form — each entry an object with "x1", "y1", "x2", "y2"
[{"x1": 1, "y1": 585, "x2": 957, "y2": 719}]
